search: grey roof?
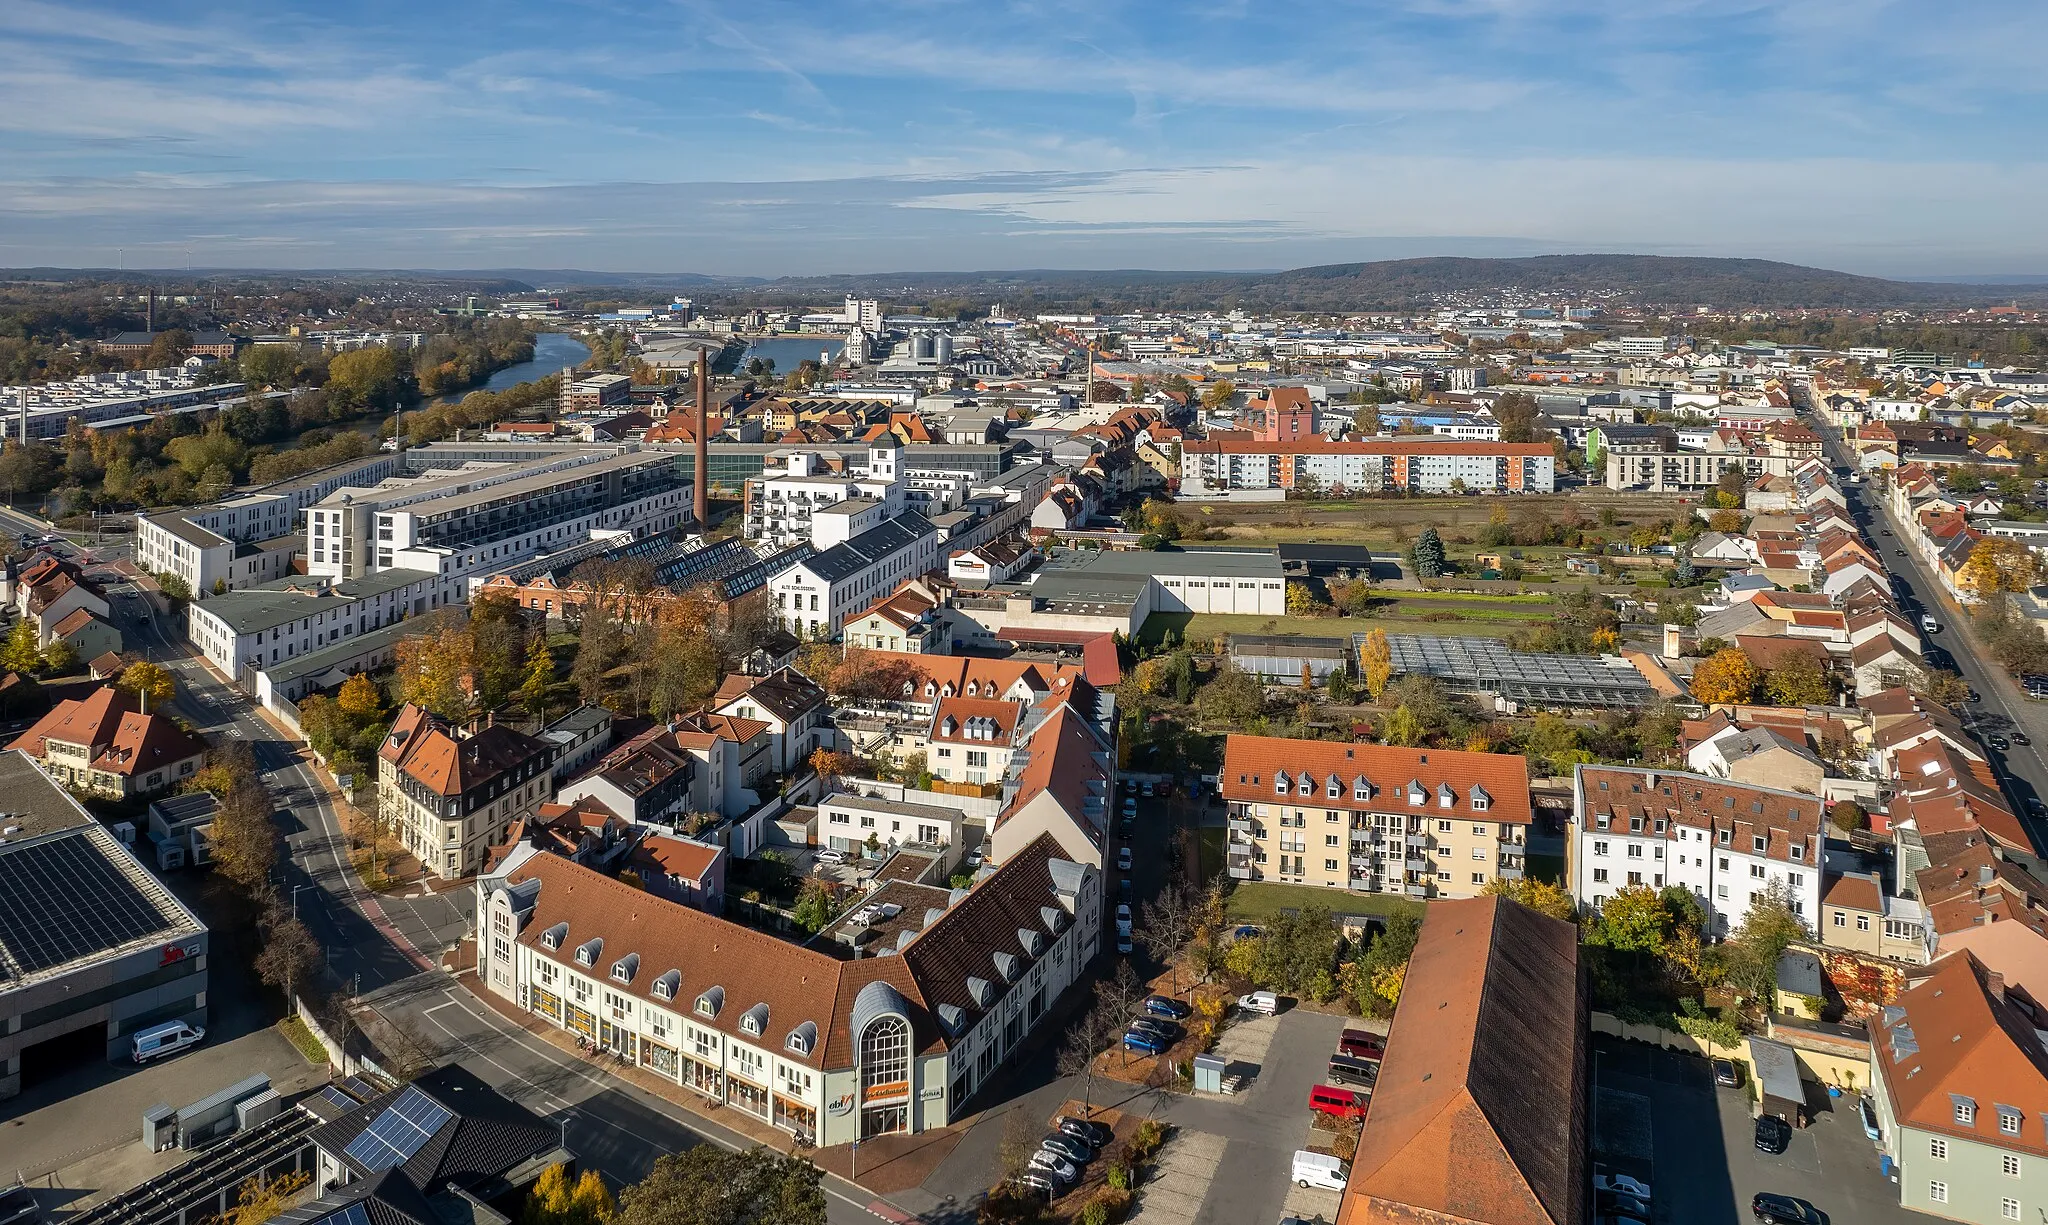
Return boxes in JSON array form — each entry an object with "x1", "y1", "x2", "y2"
[
  {"x1": 1373, "y1": 634, "x2": 1653, "y2": 707},
  {"x1": 1037, "y1": 545, "x2": 1284, "y2": 581},
  {"x1": 798, "y1": 515, "x2": 936, "y2": 583},
  {"x1": 261, "y1": 620, "x2": 413, "y2": 688},
  {"x1": 818, "y1": 791, "x2": 962, "y2": 822},
  {"x1": 308, "y1": 1066, "x2": 558, "y2": 1192},
  {"x1": 145, "y1": 511, "x2": 231, "y2": 551},
  {"x1": 1775, "y1": 949, "x2": 1825, "y2": 997},
  {"x1": 202, "y1": 569, "x2": 438, "y2": 635}
]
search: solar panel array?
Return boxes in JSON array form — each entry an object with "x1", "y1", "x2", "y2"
[
  {"x1": 320, "y1": 1086, "x2": 358, "y2": 1110},
  {"x1": 310, "y1": 1204, "x2": 370, "y2": 1225},
  {"x1": 0, "y1": 831, "x2": 180, "y2": 973},
  {"x1": 340, "y1": 1086, "x2": 452, "y2": 1173}
]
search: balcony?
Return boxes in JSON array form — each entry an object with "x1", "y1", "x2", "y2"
[
  {"x1": 1405, "y1": 832, "x2": 1431, "y2": 848},
  {"x1": 1405, "y1": 856, "x2": 1429, "y2": 872},
  {"x1": 1350, "y1": 854, "x2": 1375, "y2": 870},
  {"x1": 1497, "y1": 865, "x2": 1525, "y2": 881},
  {"x1": 1228, "y1": 818, "x2": 1255, "y2": 835},
  {"x1": 1227, "y1": 853, "x2": 1254, "y2": 880},
  {"x1": 1404, "y1": 882, "x2": 1431, "y2": 898}
]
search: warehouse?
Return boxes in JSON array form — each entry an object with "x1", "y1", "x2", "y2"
[{"x1": 0, "y1": 751, "x2": 208, "y2": 1098}]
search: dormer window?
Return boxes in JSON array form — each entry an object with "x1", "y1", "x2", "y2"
[
  {"x1": 1354, "y1": 776, "x2": 1371, "y2": 802},
  {"x1": 740, "y1": 1003, "x2": 769, "y2": 1036},
  {"x1": 1718, "y1": 828, "x2": 1732, "y2": 845},
  {"x1": 540, "y1": 922, "x2": 568, "y2": 950},
  {"x1": 1955, "y1": 1095, "x2": 1977, "y2": 1126},
  {"x1": 696, "y1": 985, "x2": 725, "y2": 1018},
  {"x1": 786, "y1": 1021, "x2": 818, "y2": 1056},
  {"x1": 652, "y1": 970, "x2": 681, "y2": 1001},
  {"x1": 1274, "y1": 775, "x2": 1287, "y2": 796},
  {"x1": 1407, "y1": 781, "x2": 1426, "y2": 806},
  {"x1": 1296, "y1": 771, "x2": 1314, "y2": 796},
  {"x1": 1790, "y1": 844, "x2": 1804, "y2": 861},
  {"x1": 1470, "y1": 785, "x2": 1489, "y2": 811},
  {"x1": 1753, "y1": 835, "x2": 1768, "y2": 853},
  {"x1": 574, "y1": 937, "x2": 602, "y2": 967},
  {"x1": 609, "y1": 952, "x2": 639, "y2": 984},
  {"x1": 1326, "y1": 775, "x2": 1342, "y2": 799}
]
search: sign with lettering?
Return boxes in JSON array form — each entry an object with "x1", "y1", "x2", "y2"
[{"x1": 826, "y1": 1091, "x2": 856, "y2": 1117}]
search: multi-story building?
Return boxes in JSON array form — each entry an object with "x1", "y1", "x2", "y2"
[
  {"x1": 378, "y1": 704, "x2": 556, "y2": 878},
  {"x1": 138, "y1": 455, "x2": 402, "y2": 598},
  {"x1": 1220, "y1": 736, "x2": 1532, "y2": 900},
  {"x1": 186, "y1": 568, "x2": 454, "y2": 682},
  {"x1": 1870, "y1": 950, "x2": 2048, "y2": 1225},
  {"x1": 8, "y1": 687, "x2": 206, "y2": 799},
  {"x1": 477, "y1": 830, "x2": 1097, "y2": 1145},
  {"x1": 307, "y1": 448, "x2": 691, "y2": 593},
  {"x1": 1178, "y1": 439, "x2": 1554, "y2": 496},
  {"x1": 560, "y1": 373, "x2": 632, "y2": 414},
  {"x1": 767, "y1": 515, "x2": 940, "y2": 638},
  {"x1": 1570, "y1": 767, "x2": 1824, "y2": 934}
]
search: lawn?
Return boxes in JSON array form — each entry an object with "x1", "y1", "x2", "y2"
[
  {"x1": 1226, "y1": 880, "x2": 1425, "y2": 924},
  {"x1": 278, "y1": 1015, "x2": 330, "y2": 1066},
  {"x1": 1196, "y1": 826, "x2": 1225, "y2": 883}
]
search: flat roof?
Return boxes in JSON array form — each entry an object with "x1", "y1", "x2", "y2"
[
  {"x1": 818, "y1": 791, "x2": 964, "y2": 823},
  {"x1": 1371, "y1": 634, "x2": 1653, "y2": 704},
  {"x1": 260, "y1": 619, "x2": 412, "y2": 686},
  {"x1": 1038, "y1": 545, "x2": 1284, "y2": 580},
  {"x1": 0, "y1": 752, "x2": 204, "y2": 992}
]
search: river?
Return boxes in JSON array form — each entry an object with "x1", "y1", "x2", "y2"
[
  {"x1": 742, "y1": 336, "x2": 842, "y2": 373},
  {"x1": 429, "y1": 330, "x2": 592, "y2": 405}
]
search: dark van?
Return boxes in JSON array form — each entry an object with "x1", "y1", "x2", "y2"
[
  {"x1": 1338, "y1": 1029, "x2": 1386, "y2": 1060},
  {"x1": 1328, "y1": 1054, "x2": 1380, "y2": 1088}
]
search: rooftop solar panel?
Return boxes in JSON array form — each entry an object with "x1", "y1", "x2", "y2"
[
  {"x1": 320, "y1": 1086, "x2": 357, "y2": 1109},
  {"x1": 0, "y1": 830, "x2": 181, "y2": 973},
  {"x1": 341, "y1": 1085, "x2": 453, "y2": 1173}
]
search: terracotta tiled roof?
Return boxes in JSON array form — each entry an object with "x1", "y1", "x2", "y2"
[
  {"x1": 995, "y1": 704, "x2": 1110, "y2": 845},
  {"x1": 1822, "y1": 871, "x2": 1883, "y2": 913},
  {"x1": 382, "y1": 705, "x2": 552, "y2": 798},
  {"x1": 1576, "y1": 767, "x2": 1821, "y2": 865},
  {"x1": 929, "y1": 696, "x2": 1024, "y2": 745},
  {"x1": 1338, "y1": 896, "x2": 1584, "y2": 1225},
  {"x1": 1223, "y1": 736, "x2": 1532, "y2": 826},
  {"x1": 881, "y1": 652, "x2": 1089, "y2": 707},
  {"x1": 632, "y1": 834, "x2": 721, "y2": 884},
  {"x1": 6, "y1": 685, "x2": 203, "y2": 776},
  {"x1": 1733, "y1": 634, "x2": 1830, "y2": 671},
  {"x1": 1874, "y1": 950, "x2": 2048, "y2": 1157}
]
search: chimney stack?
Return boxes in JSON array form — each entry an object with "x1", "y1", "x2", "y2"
[
  {"x1": 146, "y1": 287, "x2": 155, "y2": 334},
  {"x1": 693, "y1": 348, "x2": 711, "y2": 532}
]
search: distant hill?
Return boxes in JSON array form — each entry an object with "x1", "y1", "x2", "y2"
[{"x1": 739, "y1": 255, "x2": 2048, "y2": 311}]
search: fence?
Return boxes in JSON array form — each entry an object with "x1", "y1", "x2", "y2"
[{"x1": 293, "y1": 993, "x2": 387, "y2": 1080}]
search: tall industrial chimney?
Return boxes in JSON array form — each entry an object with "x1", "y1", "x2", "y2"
[
  {"x1": 17, "y1": 387, "x2": 27, "y2": 445},
  {"x1": 145, "y1": 287, "x2": 155, "y2": 335},
  {"x1": 693, "y1": 348, "x2": 710, "y2": 532}
]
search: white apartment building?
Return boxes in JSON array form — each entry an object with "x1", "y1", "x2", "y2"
[
  {"x1": 137, "y1": 452, "x2": 404, "y2": 597},
  {"x1": 306, "y1": 448, "x2": 690, "y2": 593},
  {"x1": 1571, "y1": 766, "x2": 1824, "y2": 934},
  {"x1": 478, "y1": 831, "x2": 1097, "y2": 1145},
  {"x1": 769, "y1": 515, "x2": 940, "y2": 638},
  {"x1": 185, "y1": 568, "x2": 458, "y2": 681}
]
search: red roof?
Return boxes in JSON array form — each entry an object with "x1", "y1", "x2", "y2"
[{"x1": 1222, "y1": 736, "x2": 1532, "y2": 825}]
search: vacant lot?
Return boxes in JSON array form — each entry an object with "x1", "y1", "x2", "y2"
[
  {"x1": 1226, "y1": 880, "x2": 1425, "y2": 923},
  {"x1": 1191, "y1": 491, "x2": 1698, "y2": 548}
]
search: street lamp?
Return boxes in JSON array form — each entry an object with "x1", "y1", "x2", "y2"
[{"x1": 292, "y1": 884, "x2": 307, "y2": 919}]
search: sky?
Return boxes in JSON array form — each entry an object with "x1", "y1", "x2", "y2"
[{"x1": 4, "y1": 0, "x2": 2046, "y2": 278}]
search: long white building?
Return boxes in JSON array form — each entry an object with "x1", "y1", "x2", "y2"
[
  {"x1": 137, "y1": 453, "x2": 403, "y2": 598},
  {"x1": 1570, "y1": 766, "x2": 1824, "y2": 935},
  {"x1": 1179, "y1": 439, "x2": 1555, "y2": 496}
]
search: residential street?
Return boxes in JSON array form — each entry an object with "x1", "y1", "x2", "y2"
[{"x1": 1816, "y1": 426, "x2": 2048, "y2": 850}]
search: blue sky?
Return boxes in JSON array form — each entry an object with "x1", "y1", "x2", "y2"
[{"x1": 4, "y1": 0, "x2": 2046, "y2": 276}]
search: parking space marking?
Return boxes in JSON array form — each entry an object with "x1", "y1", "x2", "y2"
[
  {"x1": 1209, "y1": 1013, "x2": 1280, "y2": 1087},
  {"x1": 1280, "y1": 1182, "x2": 1341, "y2": 1220}
]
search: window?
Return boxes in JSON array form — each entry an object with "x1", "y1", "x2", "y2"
[
  {"x1": 1324, "y1": 859, "x2": 1338, "y2": 872},
  {"x1": 1472, "y1": 848, "x2": 1485, "y2": 861},
  {"x1": 1750, "y1": 864, "x2": 1766, "y2": 879},
  {"x1": 1833, "y1": 912, "x2": 1846, "y2": 928},
  {"x1": 1436, "y1": 819, "x2": 1452, "y2": 832},
  {"x1": 1593, "y1": 841, "x2": 1609, "y2": 856},
  {"x1": 2003, "y1": 1198, "x2": 2020, "y2": 1221},
  {"x1": 1593, "y1": 868, "x2": 1609, "y2": 883},
  {"x1": 1857, "y1": 914, "x2": 1870, "y2": 931},
  {"x1": 1627, "y1": 845, "x2": 1643, "y2": 859},
  {"x1": 2005, "y1": 1153, "x2": 2023, "y2": 1175},
  {"x1": 1929, "y1": 1182, "x2": 1948, "y2": 1205},
  {"x1": 1472, "y1": 823, "x2": 1487, "y2": 836},
  {"x1": 1957, "y1": 1099, "x2": 1977, "y2": 1126},
  {"x1": 1753, "y1": 835, "x2": 1768, "y2": 853},
  {"x1": 1931, "y1": 1138, "x2": 1949, "y2": 1160},
  {"x1": 1471, "y1": 872, "x2": 1485, "y2": 885}
]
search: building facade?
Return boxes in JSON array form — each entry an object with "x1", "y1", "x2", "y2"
[
  {"x1": 1179, "y1": 439, "x2": 1556, "y2": 496},
  {"x1": 378, "y1": 705, "x2": 556, "y2": 878},
  {"x1": 1221, "y1": 736, "x2": 1532, "y2": 900}
]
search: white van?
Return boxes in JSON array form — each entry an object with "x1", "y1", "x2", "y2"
[
  {"x1": 1238, "y1": 990, "x2": 1281, "y2": 1015},
  {"x1": 132, "y1": 1019, "x2": 205, "y2": 1063},
  {"x1": 1921, "y1": 615, "x2": 1940, "y2": 635},
  {"x1": 1292, "y1": 1150, "x2": 1348, "y2": 1190}
]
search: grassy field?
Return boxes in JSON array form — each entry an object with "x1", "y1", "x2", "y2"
[
  {"x1": 1226, "y1": 880, "x2": 1426, "y2": 923},
  {"x1": 1191, "y1": 492, "x2": 1695, "y2": 547},
  {"x1": 1197, "y1": 827, "x2": 1225, "y2": 883}
]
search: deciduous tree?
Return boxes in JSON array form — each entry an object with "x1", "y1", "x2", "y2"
[
  {"x1": 121, "y1": 659, "x2": 176, "y2": 712},
  {"x1": 1690, "y1": 647, "x2": 1762, "y2": 705},
  {"x1": 1959, "y1": 536, "x2": 2039, "y2": 597},
  {"x1": 614, "y1": 1146, "x2": 823, "y2": 1225},
  {"x1": 1358, "y1": 628, "x2": 1392, "y2": 700},
  {"x1": 1480, "y1": 876, "x2": 1577, "y2": 921}
]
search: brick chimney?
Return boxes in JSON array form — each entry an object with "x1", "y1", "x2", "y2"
[{"x1": 693, "y1": 348, "x2": 710, "y2": 531}]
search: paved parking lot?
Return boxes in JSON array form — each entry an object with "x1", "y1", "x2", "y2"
[{"x1": 1592, "y1": 1036, "x2": 1919, "y2": 1225}]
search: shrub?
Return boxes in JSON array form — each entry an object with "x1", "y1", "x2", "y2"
[
  {"x1": 1080, "y1": 1203, "x2": 1110, "y2": 1225},
  {"x1": 1107, "y1": 1165, "x2": 1131, "y2": 1191},
  {"x1": 1086, "y1": 1188, "x2": 1132, "y2": 1222}
]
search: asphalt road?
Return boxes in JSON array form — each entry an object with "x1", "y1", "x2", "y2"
[
  {"x1": 112, "y1": 596, "x2": 889, "y2": 1222},
  {"x1": 1814, "y1": 427, "x2": 2048, "y2": 851}
]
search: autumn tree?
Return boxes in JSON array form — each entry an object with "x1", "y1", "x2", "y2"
[
  {"x1": 120, "y1": 659, "x2": 176, "y2": 713},
  {"x1": 1480, "y1": 876, "x2": 1577, "y2": 921},
  {"x1": 216, "y1": 1172, "x2": 312, "y2": 1225},
  {"x1": 1690, "y1": 647, "x2": 1762, "y2": 705},
  {"x1": 614, "y1": 1146, "x2": 823, "y2": 1225},
  {"x1": 336, "y1": 673, "x2": 383, "y2": 720},
  {"x1": 253, "y1": 903, "x2": 320, "y2": 1003},
  {"x1": 519, "y1": 636, "x2": 558, "y2": 715},
  {"x1": 395, "y1": 616, "x2": 475, "y2": 719},
  {"x1": 1358, "y1": 628, "x2": 1392, "y2": 700},
  {"x1": 1707, "y1": 508, "x2": 1745, "y2": 534},
  {"x1": 1959, "y1": 536, "x2": 2039, "y2": 597},
  {"x1": 1765, "y1": 655, "x2": 1835, "y2": 707},
  {"x1": 1199, "y1": 379, "x2": 1236, "y2": 410},
  {"x1": 523, "y1": 1163, "x2": 616, "y2": 1225},
  {"x1": 0, "y1": 620, "x2": 37, "y2": 675}
]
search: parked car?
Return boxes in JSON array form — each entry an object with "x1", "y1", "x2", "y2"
[
  {"x1": 1140, "y1": 781, "x2": 1155, "y2": 797},
  {"x1": 1129, "y1": 1018, "x2": 1181, "y2": 1043},
  {"x1": 1040, "y1": 1135, "x2": 1093, "y2": 1165},
  {"x1": 1307, "y1": 1084, "x2": 1370, "y2": 1120},
  {"x1": 1754, "y1": 1115, "x2": 1792, "y2": 1155},
  {"x1": 1123, "y1": 1030, "x2": 1171, "y2": 1055},
  {"x1": 1592, "y1": 1174, "x2": 1652, "y2": 1201},
  {"x1": 1143, "y1": 995, "x2": 1193, "y2": 1020},
  {"x1": 1237, "y1": 990, "x2": 1280, "y2": 1015},
  {"x1": 1859, "y1": 1095, "x2": 1880, "y2": 1141},
  {"x1": 1056, "y1": 1117, "x2": 1113, "y2": 1149},
  {"x1": 1598, "y1": 1191, "x2": 1653, "y2": 1220},
  {"x1": 1015, "y1": 1172, "x2": 1059, "y2": 1200},
  {"x1": 1922, "y1": 614, "x2": 1940, "y2": 633},
  {"x1": 132, "y1": 1019, "x2": 205, "y2": 1064},
  {"x1": 2014, "y1": 731, "x2": 2032, "y2": 746},
  {"x1": 1713, "y1": 1058, "x2": 1741, "y2": 1088},
  {"x1": 1027, "y1": 1152, "x2": 1079, "y2": 1184},
  {"x1": 1121, "y1": 798, "x2": 1138, "y2": 815},
  {"x1": 1338, "y1": 1028, "x2": 1386, "y2": 1059},
  {"x1": 1115, "y1": 903, "x2": 1133, "y2": 933},
  {"x1": 815, "y1": 848, "x2": 847, "y2": 865},
  {"x1": 1117, "y1": 933, "x2": 1133, "y2": 955},
  {"x1": 1291, "y1": 1150, "x2": 1348, "y2": 1191},
  {"x1": 1750, "y1": 1193, "x2": 1822, "y2": 1225},
  {"x1": 1117, "y1": 846, "x2": 1133, "y2": 871},
  {"x1": 1326, "y1": 1054, "x2": 1379, "y2": 1088}
]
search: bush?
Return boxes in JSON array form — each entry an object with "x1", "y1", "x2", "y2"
[{"x1": 1084, "y1": 1188, "x2": 1132, "y2": 1223}]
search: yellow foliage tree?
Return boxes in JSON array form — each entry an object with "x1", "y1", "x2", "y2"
[
  {"x1": 1359, "y1": 628, "x2": 1392, "y2": 700},
  {"x1": 1223, "y1": 936, "x2": 1264, "y2": 980},
  {"x1": 1480, "y1": 876, "x2": 1577, "y2": 922},
  {"x1": 1371, "y1": 963, "x2": 1406, "y2": 1007},
  {"x1": 218, "y1": 1172, "x2": 311, "y2": 1225},
  {"x1": 336, "y1": 673, "x2": 383, "y2": 719},
  {"x1": 395, "y1": 619, "x2": 475, "y2": 719},
  {"x1": 1690, "y1": 647, "x2": 1762, "y2": 705},
  {"x1": 1959, "y1": 536, "x2": 2040, "y2": 597},
  {"x1": 120, "y1": 660, "x2": 176, "y2": 713}
]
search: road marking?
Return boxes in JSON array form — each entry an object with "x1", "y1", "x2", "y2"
[
  {"x1": 426, "y1": 990, "x2": 886, "y2": 1218},
  {"x1": 423, "y1": 1001, "x2": 460, "y2": 1015}
]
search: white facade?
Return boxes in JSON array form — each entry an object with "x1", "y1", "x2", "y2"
[{"x1": 186, "y1": 569, "x2": 456, "y2": 680}]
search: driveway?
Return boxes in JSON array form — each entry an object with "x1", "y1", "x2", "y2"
[{"x1": 1592, "y1": 1035, "x2": 1917, "y2": 1225}]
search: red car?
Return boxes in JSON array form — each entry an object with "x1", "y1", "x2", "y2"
[
  {"x1": 1339, "y1": 1029, "x2": 1386, "y2": 1060},
  {"x1": 1308, "y1": 1084, "x2": 1369, "y2": 1120}
]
